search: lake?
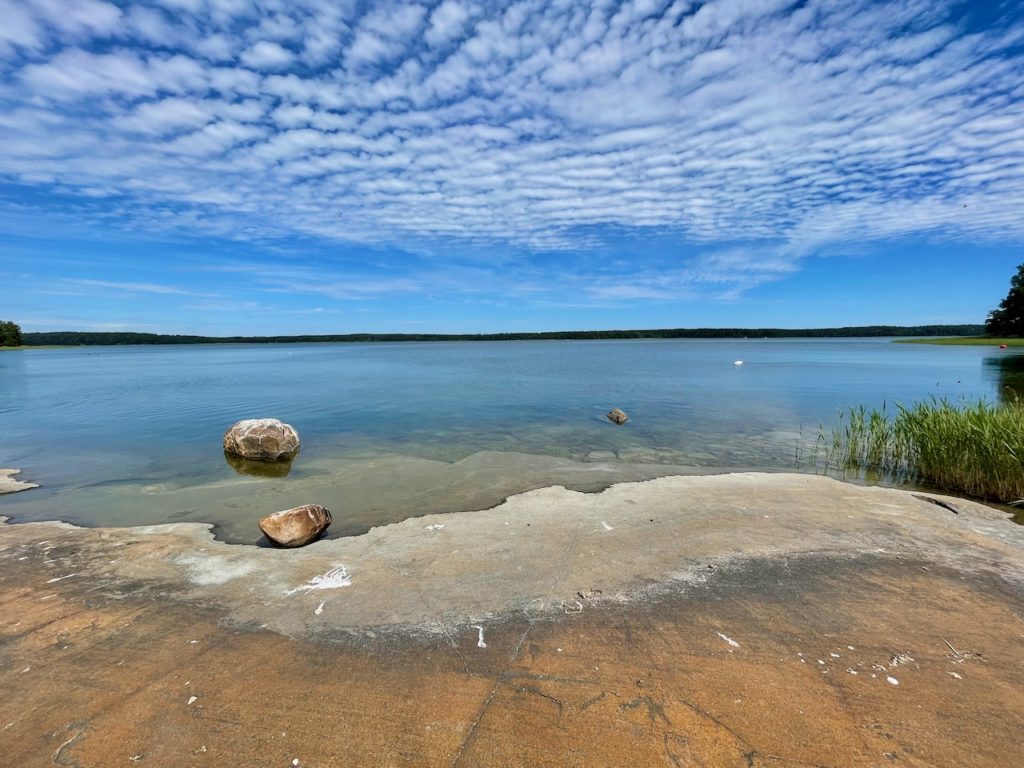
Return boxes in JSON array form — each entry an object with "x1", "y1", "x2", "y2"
[{"x1": 1, "y1": 339, "x2": 1020, "y2": 543}]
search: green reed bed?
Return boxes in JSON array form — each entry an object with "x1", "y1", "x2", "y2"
[{"x1": 822, "y1": 398, "x2": 1024, "y2": 503}]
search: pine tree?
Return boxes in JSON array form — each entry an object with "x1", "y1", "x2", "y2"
[{"x1": 986, "y1": 264, "x2": 1024, "y2": 337}]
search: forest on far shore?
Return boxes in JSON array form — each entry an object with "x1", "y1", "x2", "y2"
[{"x1": 20, "y1": 325, "x2": 986, "y2": 346}]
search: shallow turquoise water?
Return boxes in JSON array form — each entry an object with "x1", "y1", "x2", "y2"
[{"x1": 1, "y1": 339, "x2": 1019, "y2": 540}]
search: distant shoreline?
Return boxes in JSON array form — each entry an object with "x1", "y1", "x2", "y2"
[{"x1": 16, "y1": 324, "x2": 986, "y2": 347}]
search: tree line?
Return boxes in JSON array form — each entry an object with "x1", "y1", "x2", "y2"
[
  {"x1": 20, "y1": 325, "x2": 985, "y2": 346},
  {"x1": 0, "y1": 321, "x2": 22, "y2": 347},
  {"x1": 986, "y1": 263, "x2": 1024, "y2": 336},
  {"x1": 9, "y1": 262, "x2": 1022, "y2": 347}
]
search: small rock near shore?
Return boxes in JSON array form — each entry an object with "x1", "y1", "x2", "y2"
[
  {"x1": 606, "y1": 408, "x2": 629, "y2": 425},
  {"x1": 259, "y1": 504, "x2": 332, "y2": 547},
  {"x1": 223, "y1": 418, "x2": 300, "y2": 462}
]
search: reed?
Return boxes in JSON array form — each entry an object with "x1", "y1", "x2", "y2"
[
  {"x1": 822, "y1": 398, "x2": 1024, "y2": 503},
  {"x1": 896, "y1": 337, "x2": 1024, "y2": 346}
]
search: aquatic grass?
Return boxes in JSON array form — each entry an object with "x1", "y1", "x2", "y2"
[{"x1": 822, "y1": 397, "x2": 1024, "y2": 503}]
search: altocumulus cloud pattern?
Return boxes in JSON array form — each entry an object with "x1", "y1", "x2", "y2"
[{"x1": 2, "y1": 0, "x2": 1024, "y2": 300}]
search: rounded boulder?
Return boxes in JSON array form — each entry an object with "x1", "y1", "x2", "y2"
[
  {"x1": 223, "y1": 418, "x2": 300, "y2": 463},
  {"x1": 606, "y1": 408, "x2": 629, "y2": 425},
  {"x1": 259, "y1": 504, "x2": 332, "y2": 547}
]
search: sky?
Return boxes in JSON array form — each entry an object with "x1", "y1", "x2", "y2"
[{"x1": 1, "y1": 0, "x2": 1024, "y2": 335}]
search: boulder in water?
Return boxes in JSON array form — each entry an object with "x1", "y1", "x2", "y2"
[
  {"x1": 606, "y1": 408, "x2": 629, "y2": 425},
  {"x1": 259, "y1": 504, "x2": 332, "y2": 547},
  {"x1": 223, "y1": 418, "x2": 300, "y2": 462}
]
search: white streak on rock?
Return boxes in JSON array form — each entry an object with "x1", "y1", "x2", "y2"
[
  {"x1": 46, "y1": 573, "x2": 76, "y2": 583},
  {"x1": 716, "y1": 632, "x2": 740, "y2": 648},
  {"x1": 187, "y1": 696, "x2": 197, "y2": 705},
  {"x1": 601, "y1": 521, "x2": 614, "y2": 531},
  {"x1": 425, "y1": 524, "x2": 445, "y2": 531},
  {"x1": 314, "y1": 601, "x2": 324, "y2": 615},
  {"x1": 471, "y1": 625, "x2": 487, "y2": 648},
  {"x1": 887, "y1": 676, "x2": 899, "y2": 686},
  {"x1": 285, "y1": 565, "x2": 351, "y2": 595}
]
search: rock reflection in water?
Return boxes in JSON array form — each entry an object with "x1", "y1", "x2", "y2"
[{"x1": 225, "y1": 451, "x2": 295, "y2": 478}]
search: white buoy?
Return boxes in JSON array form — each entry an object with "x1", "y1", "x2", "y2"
[{"x1": 734, "y1": 360, "x2": 744, "y2": 366}]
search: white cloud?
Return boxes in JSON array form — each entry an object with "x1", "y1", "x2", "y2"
[
  {"x1": 67, "y1": 279, "x2": 214, "y2": 296},
  {"x1": 0, "y1": 1, "x2": 44, "y2": 54},
  {"x1": 345, "y1": 2, "x2": 426, "y2": 68},
  {"x1": 2, "y1": 0, "x2": 1024, "y2": 303},
  {"x1": 21, "y1": 49, "x2": 154, "y2": 98},
  {"x1": 240, "y1": 40, "x2": 294, "y2": 69},
  {"x1": 31, "y1": 0, "x2": 122, "y2": 39},
  {"x1": 115, "y1": 98, "x2": 214, "y2": 135},
  {"x1": 425, "y1": 0, "x2": 472, "y2": 48}
]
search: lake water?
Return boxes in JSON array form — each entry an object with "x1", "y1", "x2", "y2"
[{"x1": 1, "y1": 339, "x2": 1020, "y2": 543}]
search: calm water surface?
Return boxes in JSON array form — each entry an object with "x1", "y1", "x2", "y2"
[{"x1": 1, "y1": 339, "x2": 1019, "y2": 541}]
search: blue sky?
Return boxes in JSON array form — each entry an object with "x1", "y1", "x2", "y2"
[{"x1": 1, "y1": 0, "x2": 1023, "y2": 335}]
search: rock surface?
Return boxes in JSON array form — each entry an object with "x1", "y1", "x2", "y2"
[
  {"x1": 2, "y1": 474, "x2": 1023, "y2": 767},
  {"x1": 259, "y1": 504, "x2": 331, "y2": 547},
  {"x1": 4, "y1": 473, "x2": 1022, "y2": 632},
  {"x1": 0, "y1": 469, "x2": 38, "y2": 495},
  {"x1": 223, "y1": 418, "x2": 300, "y2": 462},
  {"x1": 606, "y1": 408, "x2": 628, "y2": 424}
]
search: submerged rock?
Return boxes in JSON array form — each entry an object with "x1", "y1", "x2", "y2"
[
  {"x1": 223, "y1": 418, "x2": 300, "y2": 462},
  {"x1": 606, "y1": 408, "x2": 629, "y2": 425},
  {"x1": 259, "y1": 504, "x2": 332, "y2": 547}
]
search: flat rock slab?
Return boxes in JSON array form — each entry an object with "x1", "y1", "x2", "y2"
[
  {"x1": 1, "y1": 473, "x2": 1022, "y2": 632},
  {"x1": 0, "y1": 547, "x2": 1021, "y2": 766},
  {"x1": 0, "y1": 468, "x2": 37, "y2": 495},
  {"x1": 1, "y1": 473, "x2": 1023, "y2": 765}
]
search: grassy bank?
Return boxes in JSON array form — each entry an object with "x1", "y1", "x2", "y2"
[
  {"x1": 896, "y1": 336, "x2": 1024, "y2": 346},
  {"x1": 823, "y1": 398, "x2": 1024, "y2": 504}
]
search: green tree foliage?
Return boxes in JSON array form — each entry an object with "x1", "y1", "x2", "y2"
[
  {"x1": 0, "y1": 320, "x2": 22, "y2": 347},
  {"x1": 986, "y1": 263, "x2": 1024, "y2": 336}
]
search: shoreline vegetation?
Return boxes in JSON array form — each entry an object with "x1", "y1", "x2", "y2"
[
  {"x1": 822, "y1": 398, "x2": 1024, "y2": 505},
  {"x1": 895, "y1": 336, "x2": 1024, "y2": 346},
  {"x1": 15, "y1": 324, "x2": 986, "y2": 347}
]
